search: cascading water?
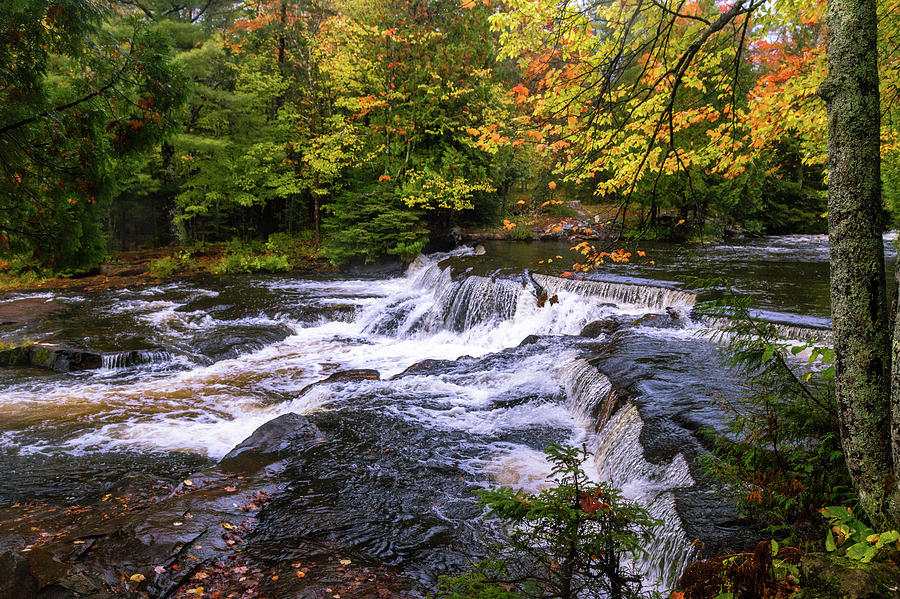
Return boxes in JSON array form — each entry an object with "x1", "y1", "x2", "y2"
[
  {"x1": 101, "y1": 350, "x2": 173, "y2": 370},
  {"x1": 533, "y1": 273, "x2": 697, "y2": 312},
  {"x1": 2, "y1": 239, "x2": 855, "y2": 593}
]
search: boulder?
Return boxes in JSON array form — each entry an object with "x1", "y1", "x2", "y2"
[
  {"x1": 393, "y1": 360, "x2": 457, "y2": 378},
  {"x1": 0, "y1": 344, "x2": 103, "y2": 372},
  {"x1": 800, "y1": 553, "x2": 900, "y2": 598},
  {"x1": 630, "y1": 313, "x2": 665, "y2": 327},
  {"x1": 0, "y1": 346, "x2": 31, "y2": 367},
  {"x1": 518, "y1": 335, "x2": 542, "y2": 347},
  {"x1": 579, "y1": 319, "x2": 624, "y2": 338},
  {"x1": 28, "y1": 344, "x2": 102, "y2": 372},
  {"x1": 218, "y1": 413, "x2": 322, "y2": 472}
]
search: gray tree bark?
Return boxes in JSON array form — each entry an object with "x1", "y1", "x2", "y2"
[{"x1": 822, "y1": 0, "x2": 900, "y2": 528}]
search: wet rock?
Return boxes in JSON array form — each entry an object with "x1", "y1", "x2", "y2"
[
  {"x1": 536, "y1": 292, "x2": 558, "y2": 308},
  {"x1": 298, "y1": 369, "x2": 380, "y2": 396},
  {"x1": 518, "y1": 335, "x2": 542, "y2": 346},
  {"x1": 595, "y1": 389, "x2": 624, "y2": 432},
  {"x1": 0, "y1": 346, "x2": 32, "y2": 367},
  {"x1": 393, "y1": 359, "x2": 457, "y2": 378},
  {"x1": 219, "y1": 413, "x2": 322, "y2": 472},
  {"x1": 28, "y1": 344, "x2": 102, "y2": 372},
  {"x1": 800, "y1": 553, "x2": 900, "y2": 598},
  {"x1": 0, "y1": 344, "x2": 102, "y2": 372},
  {"x1": 579, "y1": 319, "x2": 624, "y2": 338},
  {"x1": 630, "y1": 313, "x2": 665, "y2": 327},
  {"x1": 0, "y1": 298, "x2": 65, "y2": 326},
  {"x1": 195, "y1": 324, "x2": 294, "y2": 361},
  {"x1": 0, "y1": 549, "x2": 37, "y2": 599},
  {"x1": 25, "y1": 547, "x2": 73, "y2": 590},
  {"x1": 522, "y1": 269, "x2": 543, "y2": 297}
]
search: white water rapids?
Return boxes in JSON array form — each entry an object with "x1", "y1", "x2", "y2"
[{"x1": 2, "y1": 246, "x2": 843, "y2": 589}]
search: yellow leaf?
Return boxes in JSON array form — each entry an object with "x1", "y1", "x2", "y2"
[{"x1": 129, "y1": 574, "x2": 146, "y2": 583}]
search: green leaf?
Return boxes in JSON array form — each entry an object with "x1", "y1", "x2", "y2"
[
  {"x1": 825, "y1": 529, "x2": 836, "y2": 552},
  {"x1": 845, "y1": 541, "x2": 876, "y2": 562}
]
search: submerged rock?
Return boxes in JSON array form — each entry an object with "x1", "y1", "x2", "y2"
[{"x1": 298, "y1": 369, "x2": 380, "y2": 396}]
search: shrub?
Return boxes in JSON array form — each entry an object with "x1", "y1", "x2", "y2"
[
  {"x1": 436, "y1": 444, "x2": 658, "y2": 599},
  {"x1": 214, "y1": 251, "x2": 290, "y2": 274},
  {"x1": 149, "y1": 249, "x2": 197, "y2": 277},
  {"x1": 149, "y1": 256, "x2": 180, "y2": 277},
  {"x1": 696, "y1": 287, "x2": 854, "y2": 540},
  {"x1": 509, "y1": 221, "x2": 533, "y2": 241}
]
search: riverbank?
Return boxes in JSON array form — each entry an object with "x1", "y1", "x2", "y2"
[{"x1": 0, "y1": 240, "x2": 334, "y2": 295}]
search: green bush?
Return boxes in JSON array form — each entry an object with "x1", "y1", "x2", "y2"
[
  {"x1": 508, "y1": 221, "x2": 533, "y2": 241},
  {"x1": 149, "y1": 256, "x2": 180, "y2": 277},
  {"x1": 214, "y1": 251, "x2": 290, "y2": 274},
  {"x1": 149, "y1": 249, "x2": 197, "y2": 277},
  {"x1": 436, "y1": 444, "x2": 658, "y2": 599}
]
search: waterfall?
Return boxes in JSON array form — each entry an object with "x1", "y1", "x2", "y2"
[
  {"x1": 591, "y1": 404, "x2": 696, "y2": 587},
  {"x1": 560, "y1": 359, "x2": 695, "y2": 588},
  {"x1": 532, "y1": 274, "x2": 696, "y2": 312},
  {"x1": 424, "y1": 275, "x2": 529, "y2": 332},
  {"x1": 562, "y1": 359, "x2": 620, "y2": 432},
  {"x1": 700, "y1": 315, "x2": 833, "y2": 345},
  {"x1": 101, "y1": 350, "x2": 172, "y2": 370}
]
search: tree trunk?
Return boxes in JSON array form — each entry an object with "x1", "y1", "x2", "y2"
[{"x1": 823, "y1": 0, "x2": 900, "y2": 528}]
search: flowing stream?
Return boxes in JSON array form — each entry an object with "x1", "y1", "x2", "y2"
[{"x1": 0, "y1": 234, "x2": 896, "y2": 591}]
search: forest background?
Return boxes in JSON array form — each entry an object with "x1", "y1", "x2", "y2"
[{"x1": 1, "y1": 0, "x2": 899, "y2": 272}]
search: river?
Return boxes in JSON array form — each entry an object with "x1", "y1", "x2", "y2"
[{"x1": 0, "y1": 234, "x2": 896, "y2": 593}]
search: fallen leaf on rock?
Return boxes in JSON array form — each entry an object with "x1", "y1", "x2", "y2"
[
  {"x1": 154, "y1": 566, "x2": 166, "y2": 574},
  {"x1": 339, "y1": 559, "x2": 351, "y2": 565},
  {"x1": 296, "y1": 571, "x2": 305, "y2": 578},
  {"x1": 185, "y1": 587, "x2": 204, "y2": 596},
  {"x1": 173, "y1": 521, "x2": 183, "y2": 526},
  {"x1": 129, "y1": 573, "x2": 146, "y2": 583},
  {"x1": 233, "y1": 566, "x2": 248, "y2": 574},
  {"x1": 193, "y1": 571, "x2": 209, "y2": 580},
  {"x1": 224, "y1": 486, "x2": 236, "y2": 492},
  {"x1": 220, "y1": 521, "x2": 234, "y2": 530}
]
